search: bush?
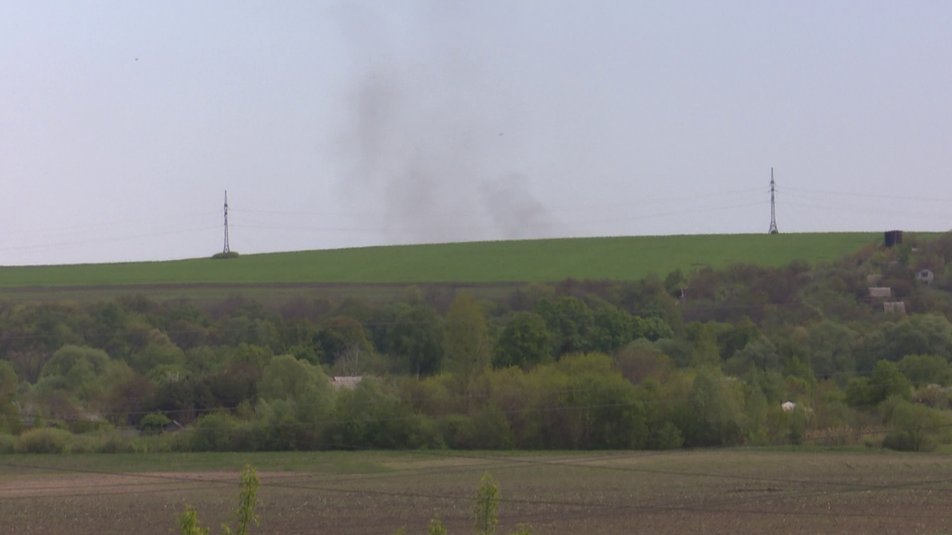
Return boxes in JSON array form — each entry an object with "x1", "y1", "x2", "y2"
[
  {"x1": 180, "y1": 413, "x2": 245, "y2": 452},
  {"x1": 15, "y1": 428, "x2": 73, "y2": 453},
  {"x1": 96, "y1": 431, "x2": 136, "y2": 453},
  {"x1": 68, "y1": 433, "x2": 101, "y2": 453},
  {"x1": 139, "y1": 412, "x2": 172, "y2": 435},
  {"x1": 651, "y1": 422, "x2": 684, "y2": 450},
  {"x1": 441, "y1": 407, "x2": 513, "y2": 449},
  {"x1": 881, "y1": 399, "x2": 947, "y2": 452},
  {"x1": 0, "y1": 433, "x2": 15, "y2": 453}
]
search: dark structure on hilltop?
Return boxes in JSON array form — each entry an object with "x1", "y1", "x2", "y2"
[
  {"x1": 768, "y1": 168, "x2": 779, "y2": 234},
  {"x1": 885, "y1": 230, "x2": 903, "y2": 247}
]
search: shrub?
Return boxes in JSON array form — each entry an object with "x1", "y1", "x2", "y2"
[
  {"x1": 881, "y1": 399, "x2": 947, "y2": 452},
  {"x1": 15, "y1": 428, "x2": 73, "y2": 453},
  {"x1": 182, "y1": 413, "x2": 244, "y2": 452},
  {"x1": 651, "y1": 422, "x2": 684, "y2": 450},
  {"x1": 0, "y1": 433, "x2": 15, "y2": 453},
  {"x1": 178, "y1": 464, "x2": 258, "y2": 535},
  {"x1": 139, "y1": 412, "x2": 172, "y2": 435},
  {"x1": 96, "y1": 431, "x2": 136, "y2": 453}
]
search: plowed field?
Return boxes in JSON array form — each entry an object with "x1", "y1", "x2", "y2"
[{"x1": 2, "y1": 450, "x2": 951, "y2": 534}]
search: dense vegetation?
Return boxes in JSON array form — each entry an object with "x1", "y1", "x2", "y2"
[{"x1": 3, "y1": 232, "x2": 952, "y2": 454}]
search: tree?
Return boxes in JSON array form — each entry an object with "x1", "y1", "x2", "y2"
[
  {"x1": 387, "y1": 303, "x2": 444, "y2": 377},
  {"x1": 129, "y1": 333, "x2": 186, "y2": 376},
  {"x1": 684, "y1": 367, "x2": 744, "y2": 446},
  {"x1": 535, "y1": 296, "x2": 594, "y2": 356},
  {"x1": 870, "y1": 360, "x2": 912, "y2": 403},
  {"x1": 882, "y1": 398, "x2": 948, "y2": 451},
  {"x1": 0, "y1": 361, "x2": 19, "y2": 432},
  {"x1": 880, "y1": 314, "x2": 952, "y2": 362},
  {"x1": 632, "y1": 315, "x2": 674, "y2": 342},
  {"x1": 804, "y1": 320, "x2": 857, "y2": 380},
  {"x1": 556, "y1": 354, "x2": 648, "y2": 449},
  {"x1": 589, "y1": 300, "x2": 634, "y2": 353},
  {"x1": 314, "y1": 315, "x2": 374, "y2": 369},
  {"x1": 898, "y1": 354, "x2": 952, "y2": 387},
  {"x1": 258, "y1": 354, "x2": 330, "y2": 403},
  {"x1": 428, "y1": 519, "x2": 447, "y2": 535},
  {"x1": 36, "y1": 345, "x2": 119, "y2": 404},
  {"x1": 846, "y1": 360, "x2": 911, "y2": 408},
  {"x1": 474, "y1": 473, "x2": 499, "y2": 535},
  {"x1": 444, "y1": 293, "x2": 492, "y2": 385},
  {"x1": 179, "y1": 465, "x2": 259, "y2": 535},
  {"x1": 724, "y1": 336, "x2": 780, "y2": 376},
  {"x1": 493, "y1": 312, "x2": 550, "y2": 369}
]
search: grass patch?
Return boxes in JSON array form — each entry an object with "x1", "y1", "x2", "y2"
[{"x1": 0, "y1": 233, "x2": 883, "y2": 288}]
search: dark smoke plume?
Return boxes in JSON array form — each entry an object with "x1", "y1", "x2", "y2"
[{"x1": 334, "y1": 3, "x2": 555, "y2": 244}]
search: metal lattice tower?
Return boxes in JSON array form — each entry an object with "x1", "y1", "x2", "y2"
[
  {"x1": 223, "y1": 190, "x2": 231, "y2": 254},
  {"x1": 768, "y1": 168, "x2": 779, "y2": 235}
]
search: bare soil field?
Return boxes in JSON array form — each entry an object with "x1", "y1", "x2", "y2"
[{"x1": 2, "y1": 449, "x2": 952, "y2": 535}]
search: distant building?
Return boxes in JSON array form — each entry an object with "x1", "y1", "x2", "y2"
[
  {"x1": 885, "y1": 230, "x2": 903, "y2": 247},
  {"x1": 868, "y1": 287, "x2": 892, "y2": 299},
  {"x1": 917, "y1": 269, "x2": 935, "y2": 285},
  {"x1": 883, "y1": 301, "x2": 906, "y2": 314},
  {"x1": 332, "y1": 376, "x2": 363, "y2": 390}
]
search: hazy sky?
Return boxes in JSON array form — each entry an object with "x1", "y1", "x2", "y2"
[{"x1": 2, "y1": 1, "x2": 951, "y2": 266}]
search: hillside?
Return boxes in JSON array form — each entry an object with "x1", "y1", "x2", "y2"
[{"x1": 0, "y1": 233, "x2": 882, "y2": 288}]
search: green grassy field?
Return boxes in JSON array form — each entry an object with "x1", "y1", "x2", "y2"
[
  {"x1": 2, "y1": 449, "x2": 952, "y2": 534},
  {"x1": 0, "y1": 233, "x2": 882, "y2": 288}
]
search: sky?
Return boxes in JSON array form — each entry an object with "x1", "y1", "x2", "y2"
[{"x1": 2, "y1": 1, "x2": 951, "y2": 266}]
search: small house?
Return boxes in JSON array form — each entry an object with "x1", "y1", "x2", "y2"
[
  {"x1": 883, "y1": 301, "x2": 906, "y2": 314},
  {"x1": 868, "y1": 287, "x2": 892, "y2": 299},
  {"x1": 332, "y1": 376, "x2": 364, "y2": 390}
]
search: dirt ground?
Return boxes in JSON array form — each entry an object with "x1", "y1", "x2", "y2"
[{"x1": 2, "y1": 451, "x2": 952, "y2": 534}]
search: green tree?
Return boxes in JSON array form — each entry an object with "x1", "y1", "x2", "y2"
[
  {"x1": 535, "y1": 296, "x2": 594, "y2": 356},
  {"x1": 179, "y1": 465, "x2": 258, "y2": 535},
  {"x1": 258, "y1": 354, "x2": 330, "y2": 402},
  {"x1": 130, "y1": 335, "x2": 187, "y2": 376},
  {"x1": 444, "y1": 293, "x2": 492, "y2": 387},
  {"x1": 881, "y1": 314, "x2": 952, "y2": 362},
  {"x1": 314, "y1": 315, "x2": 374, "y2": 369},
  {"x1": 684, "y1": 367, "x2": 744, "y2": 446},
  {"x1": 870, "y1": 360, "x2": 912, "y2": 402},
  {"x1": 724, "y1": 336, "x2": 780, "y2": 376},
  {"x1": 589, "y1": 301, "x2": 634, "y2": 353},
  {"x1": 387, "y1": 304, "x2": 444, "y2": 377},
  {"x1": 554, "y1": 353, "x2": 648, "y2": 449},
  {"x1": 428, "y1": 518, "x2": 447, "y2": 535},
  {"x1": 897, "y1": 354, "x2": 952, "y2": 387},
  {"x1": 493, "y1": 311, "x2": 550, "y2": 369},
  {"x1": 254, "y1": 355, "x2": 334, "y2": 450},
  {"x1": 631, "y1": 315, "x2": 674, "y2": 341},
  {"x1": 330, "y1": 378, "x2": 437, "y2": 449},
  {"x1": 804, "y1": 320, "x2": 857, "y2": 380},
  {"x1": 846, "y1": 360, "x2": 912, "y2": 407},
  {"x1": 882, "y1": 398, "x2": 948, "y2": 451},
  {"x1": 474, "y1": 473, "x2": 499, "y2": 535},
  {"x1": 0, "y1": 361, "x2": 19, "y2": 432}
]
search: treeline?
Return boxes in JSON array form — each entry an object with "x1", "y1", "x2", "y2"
[{"x1": 4, "y1": 233, "x2": 952, "y2": 453}]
